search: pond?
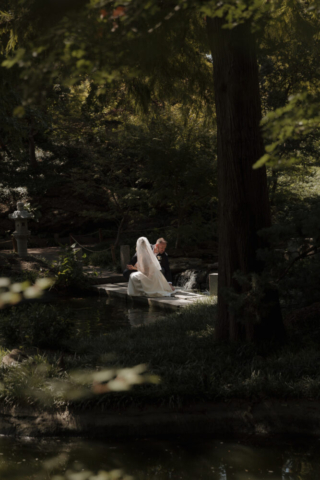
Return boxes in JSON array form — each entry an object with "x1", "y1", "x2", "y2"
[
  {"x1": 55, "y1": 296, "x2": 168, "y2": 335},
  {"x1": 0, "y1": 435, "x2": 319, "y2": 479}
]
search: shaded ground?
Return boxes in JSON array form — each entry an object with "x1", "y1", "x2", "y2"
[
  {"x1": 0, "y1": 252, "x2": 52, "y2": 278},
  {"x1": 0, "y1": 248, "x2": 124, "y2": 286}
]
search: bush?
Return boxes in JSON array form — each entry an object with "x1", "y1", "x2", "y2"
[
  {"x1": 54, "y1": 248, "x2": 89, "y2": 288},
  {"x1": 0, "y1": 303, "x2": 74, "y2": 348}
]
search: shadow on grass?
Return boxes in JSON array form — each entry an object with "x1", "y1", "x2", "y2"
[
  {"x1": 61, "y1": 299, "x2": 320, "y2": 408},
  {"x1": 1, "y1": 299, "x2": 320, "y2": 410}
]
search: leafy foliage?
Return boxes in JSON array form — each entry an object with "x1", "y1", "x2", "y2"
[
  {"x1": 0, "y1": 276, "x2": 53, "y2": 308},
  {"x1": 53, "y1": 248, "x2": 88, "y2": 289},
  {"x1": 70, "y1": 108, "x2": 217, "y2": 248},
  {"x1": 255, "y1": 93, "x2": 320, "y2": 169},
  {"x1": 1, "y1": 0, "x2": 320, "y2": 343}
]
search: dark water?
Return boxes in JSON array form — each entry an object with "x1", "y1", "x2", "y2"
[
  {"x1": 56, "y1": 296, "x2": 167, "y2": 335},
  {"x1": 0, "y1": 436, "x2": 319, "y2": 479}
]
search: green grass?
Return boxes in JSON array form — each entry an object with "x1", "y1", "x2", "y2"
[
  {"x1": 66, "y1": 300, "x2": 320, "y2": 407},
  {"x1": 1, "y1": 299, "x2": 320, "y2": 411}
]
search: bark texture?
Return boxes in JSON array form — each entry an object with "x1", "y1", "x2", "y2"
[
  {"x1": 28, "y1": 119, "x2": 38, "y2": 168},
  {"x1": 206, "y1": 17, "x2": 284, "y2": 342}
]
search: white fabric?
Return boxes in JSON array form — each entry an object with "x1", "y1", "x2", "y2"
[{"x1": 127, "y1": 237, "x2": 172, "y2": 297}]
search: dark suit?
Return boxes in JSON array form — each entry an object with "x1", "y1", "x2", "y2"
[{"x1": 123, "y1": 245, "x2": 172, "y2": 283}]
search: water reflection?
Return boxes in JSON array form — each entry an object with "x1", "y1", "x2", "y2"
[
  {"x1": 56, "y1": 296, "x2": 167, "y2": 335},
  {"x1": 127, "y1": 307, "x2": 165, "y2": 328},
  {"x1": 0, "y1": 437, "x2": 319, "y2": 480}
]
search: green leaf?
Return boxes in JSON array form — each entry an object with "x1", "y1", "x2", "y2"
[
  {"x1": 13, "y1": 106, "x2": 25, "y2": 118},
  {"x1": 253, "y1": 153, "x2": 270, "y2": 170}
]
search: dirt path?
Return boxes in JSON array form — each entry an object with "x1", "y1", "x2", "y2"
[{"x1": 1, "y1": 247, "x2": 61, "y2": 264}]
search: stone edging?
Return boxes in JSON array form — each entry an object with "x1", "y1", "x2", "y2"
[{"x1": 1, "y1": 399, "x2": 320, "y2": 437}]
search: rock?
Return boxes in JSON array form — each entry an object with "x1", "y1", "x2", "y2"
[
  {"x1": 208, "y1": 262, "x2": 218, "y2": 270},
  {"x1": 175, "y1": 269, "x2": 208, "y2": 290},
  {"x1": 2, "y1": 349, "x2": 29, "y2": 366},
  {"x1": 174, "y1": 262, "x2": 221, "y2": 290},
  {"x1": 170, "y1": 258, "x2": 203, "y2": 274},
  {"x1": 196, "y1": 270, "x2": 208, "y2": 284}
]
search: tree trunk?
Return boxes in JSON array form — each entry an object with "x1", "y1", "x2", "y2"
[
  {"x1": 114, "y1": 216, "x2": 125, "y2": 249},
  {"x1": 206, "y1": 17, "x2": 284, "y2": 343},
  {"x1": 175, "y1": 216, "x2": 182, "y2": 249},
  {"x1": 28, "y1": 119, "x2": 38, "y2": 168},
  {"x1": 269, "y1": 169, "x2": 278, "y2": 206}
]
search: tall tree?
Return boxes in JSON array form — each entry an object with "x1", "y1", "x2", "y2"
[{"x1": 206, "y1": 17, "x2": 284, "y2": 342}]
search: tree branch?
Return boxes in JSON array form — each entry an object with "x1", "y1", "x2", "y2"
[{"x1": 277, "y1": 245, "x2": 318, "y2": 282}]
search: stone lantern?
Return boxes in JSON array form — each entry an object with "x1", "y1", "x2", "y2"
[{"x1": 9, "y1": 202, "x2": 34, "y2": 257}]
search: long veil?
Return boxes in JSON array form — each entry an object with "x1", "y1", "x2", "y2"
[{"x1": 136, "y1": 237, "x2": 161, "y2": 278}]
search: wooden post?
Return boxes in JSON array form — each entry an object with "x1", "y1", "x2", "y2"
[
  {"x1": 69, "y1": 234, "x2": 73, "y2": 246},
  {"x1": 12, "y1": 236, "x2": 18, "y2": 253},
  {"x1": 209, "y1": 273, "x2": 218, "y2": 296},
  {"x1": 120, "y1": 245, "x2": 131, "y2": 271},
  {"x1": 99, "y1": 228, "x2": 103, "y2": 243}
]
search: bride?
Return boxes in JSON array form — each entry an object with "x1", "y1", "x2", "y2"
[{"x1": 127, "y1": 237, "x2": 173, "y2": 297}]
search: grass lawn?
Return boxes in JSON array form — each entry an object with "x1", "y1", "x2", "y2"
[{"x1": 1, "y1": 298, "x2": 320, "y2": 411}]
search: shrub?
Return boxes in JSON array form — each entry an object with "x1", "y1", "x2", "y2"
[
  {"x1": 54, "y1": 248, "x2": 89, "y2": 288},
  {"x1": 0, "y1": 303, "x2": 74, "y2": 348}
]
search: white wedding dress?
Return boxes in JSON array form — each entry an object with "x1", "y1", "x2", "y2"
[{"x1": 127, "y1": 237, "x2": 172, "y2": 297}]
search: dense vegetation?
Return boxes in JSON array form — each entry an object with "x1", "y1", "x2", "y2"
[
  {"x1": 1, "y1": 0, "x2": 320, "y2": 345},
  {"x1": 1, "y1": 298, "x2": 320, "y2": 411}
]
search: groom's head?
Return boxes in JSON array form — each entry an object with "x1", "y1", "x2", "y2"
[{"x1": 156, "y1": 238, "x2": 167, "y2": 254}]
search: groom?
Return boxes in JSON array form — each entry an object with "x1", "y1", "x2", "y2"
[{"x1": 123, "y1": 237, "x2": 174, "y2": 290}]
